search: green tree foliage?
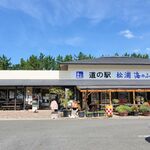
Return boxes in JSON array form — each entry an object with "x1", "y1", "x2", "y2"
[
  {"x1": 114, "y1": 53, "x2": 119, "y2": 56},
  {"x1": 123, "y1": 53, "x2": 149, "y2": 59},
  {"x1": 55, "y1": 55, "x2": 64, "y2": 70},
  {"x1": 0, "y1": 55, "x2": 11, "y2": 70},
  {"x1": 38, "y1": 53, "x2": 56, "y2": 70},
  {"x1": 0, "y1": 51, "x2": 150, "y2": 70},
  {"x1": 11, "y1": 64, "x2": 20, "y2": 70},
  {"x1": 64, "y1": 54, "x2": 73, "y2": 62},
  {"x1": 27, "y1": 55, "x2": 40, "y2": 70},
  {"x1": 49, "y1": 87, "x2": 65, "y2": 99},
  {"x1": 74, "y1": 52, "x2": 93, "y2": 60}
]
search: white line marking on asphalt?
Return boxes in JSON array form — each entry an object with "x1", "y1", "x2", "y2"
[{"x1": 138, "y1": 135, "x2": 150, "y2": 138}]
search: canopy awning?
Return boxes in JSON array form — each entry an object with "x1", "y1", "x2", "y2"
[{"x1": 0, "y1": 79, "x2": 150, "y2": 88}]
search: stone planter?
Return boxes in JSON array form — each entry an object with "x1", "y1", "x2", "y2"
[{"x1": 118, "y1": 112, "x2": 128, "y2": 116}]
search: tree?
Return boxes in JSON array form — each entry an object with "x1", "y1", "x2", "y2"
[
  {"x1": 114, "y1": 53, "x2": 119, "y2": 56},
  {"x1": 123, "y1": 53, "x2": 130, "y2": 57},
  {"x1": 27, "y1": 55, "x2": 40, "y2": 70},
  {"x1": 20, "y1": 58, "x2": 28, "y2": 70},
  {"x1": 64, "y1": 54, "x2": 73, "y2": 62},
  {"x1": 39, "y1": 53, "x2": 45, "y2": 70},
  {"x1": 0, "y1": 55, "x2": 12, "y2": 70},
  {"x1": 74, "y1": 52, "x2": 94, "y2": 60},
  {"x1": 49, "y1": 87, "x2": 65, "y2": 99},
  {"x1": 55, "y1": 55, "x2": 64, "y2": 70},
  {"x1": 11, "y1": 64, "x2": 20, "y2": 70},
  {"x1": 1, "y1": 51, "x2": 150, "y2": 70}
]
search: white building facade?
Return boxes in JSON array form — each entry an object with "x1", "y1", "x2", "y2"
[{"x1": 0, "y1": 57, "x2": 150, "y2": 110}]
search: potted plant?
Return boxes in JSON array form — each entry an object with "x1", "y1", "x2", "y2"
[
  {"x1": 115, "y1": 105, "x2": 132, "y2": 116},
  {"x1": 58, "y1": 88, "x2": 73, "y2": 117},
  {"x1": 78, "y1": 110, "x2": 85, "y2": 117},
  {"x1": 136, "y1": 96, "x2": 144, "y2": 105},
  {"x1": 131, "y1": 105, "x2": 139, "y2": 116},
  {"x1": 139, "y1": 104, "x2": 150, "y2": 116},
  {"x1": 86, "y1": 111, "x2": 93, "y2": 117},
  {"x1": 112, "y1": 99, "x2": 119, "y2": 104},
  {"x1": 97, "y1": 110, "x2": 105, "y2": 116},
  {"x1": 93, "y1": 111, "x2": 99, "y2": 117},
  {"x1": 61, "y1": 98, "x2": 72, "y2": 117}
]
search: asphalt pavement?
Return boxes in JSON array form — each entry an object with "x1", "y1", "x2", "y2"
[{"x1": 0, "y1": 119, "x2": 150, "y2": 150}]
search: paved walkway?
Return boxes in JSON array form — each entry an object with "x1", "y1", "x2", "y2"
[
  {"x1": 0, "y1": 110, "x2": 150, "y2": 120},
  {"x1": 0, "y1": 110, "x2": 52, "y2": 120}
]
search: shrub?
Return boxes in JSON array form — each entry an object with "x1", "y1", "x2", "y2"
[
  {"x1": 139, "y1": 105, "x2": 150, "y2": 113},
  {"x1": 115, "y1": 105, "x2": 132, "y2": 113},
  {"x1": 97, "y1": 110, "x2": 105, "y2": 114},
  {"x1": 86, "y1": 111, "x2": 93, "y2": 115},
  {"x1": 112, "y1": 99, "x2": 119, "y2": 104},
  {"x1": 131, "y1": 105, "x2": 139, "y2": 112}
]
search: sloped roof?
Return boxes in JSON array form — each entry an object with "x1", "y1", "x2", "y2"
[
  {"x1": 60, "y1": 57, "x2": 150, "y2": 65},
  {"x1": 0, "y1": 79, "x2": 150, "y2": 89}
]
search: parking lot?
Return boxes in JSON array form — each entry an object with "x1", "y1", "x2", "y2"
[{"x1": 0, "y1": 119, "x2": 150, "y2": 150}]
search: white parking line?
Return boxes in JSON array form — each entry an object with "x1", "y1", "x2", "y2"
[{"x1": 138, "y1": 135, "x2": 150, "y2": 138}]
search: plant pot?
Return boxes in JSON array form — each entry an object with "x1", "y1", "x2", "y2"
[
  {"x1": 63, "y1": 109, "x2": 71, "y2": 117},
  {"x1": 97, "y1": 111, "x2": 105, "y2": 117},
  {"x1": 143, "y1": 112, "x2": 150, "y2": 116},
  {"x1": 78, "y1": 111, "x2": 85, "y2": 117},
  {"x1": 93, "y1": 112, "x2": 99, "y2": 117},
  {"x1": 133, "y1": 112, "x2": 139, "y2": 116},
  {"x1": 99, "y1": 112, "x2": 105, "y2": 116},
  {"x1": 118, "y1": 112, "x2": 128, "y2": 116},
  {"x1": 86, "y1": 112, "x2": 93, "y2": 117}
]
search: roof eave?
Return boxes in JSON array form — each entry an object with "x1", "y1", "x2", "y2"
[{"x1": 60, "y1": 63, "x2": 150, "y2": 65}]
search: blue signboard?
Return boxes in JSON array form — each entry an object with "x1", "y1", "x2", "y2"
[
  {"x1": 76, "y1": 71, "x2": 84, "y2": 79},
  {"x1": 75, "y1": 70, "x2": 150, "y2": 80}
]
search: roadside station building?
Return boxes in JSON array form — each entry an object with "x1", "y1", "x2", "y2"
[{"x1": 0, "y1": 56, "x2": 150, "y2": 110}]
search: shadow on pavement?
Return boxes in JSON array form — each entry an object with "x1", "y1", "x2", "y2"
[{"x1": 145, "y1": 137, "x2": 150, "y2": 143}]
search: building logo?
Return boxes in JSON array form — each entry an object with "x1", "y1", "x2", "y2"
[{"x1": 76, "y1": 71, "x2": 84, "y2": 79}]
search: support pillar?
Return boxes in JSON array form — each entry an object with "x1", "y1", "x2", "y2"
[
  {"x1": 23, "y1": 87, "x2": 26, "y2": 110},
  {"x1": 133, "y1": 91, "x2": 135, "y2": 104},
  {"x1": 14, "y1": 87, "x2": 17, "y2": 110},
  {"x1": 74, "y1": 87, "x2": 77, "y2": 100},
  {"x1": 109, "y1": 91, "x2": 112, "y2": 105},
  {"x1": 128, "y1": 92, "x2": 130, "y2": 103},
  {"x1": 145, "y1": 92, "x2": 147, "y2": 101}
]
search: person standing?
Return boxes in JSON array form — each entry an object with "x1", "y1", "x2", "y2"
[
  {"x1": 50, "y1": 99, "x2": 58, "y2": 119},
  {"x1": 70, "y1": 100, "x2": 78, "y2": 118},
  {"x1": 50, "y1": 99, "x2": 58, "y2": 112}
]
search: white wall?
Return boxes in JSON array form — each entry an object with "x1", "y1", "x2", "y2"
[
  {"x1": 0, "y1": 64, "x2": 150, "y2": 80},
  {"x1": 0, "y1": 70, "x2": 70, "y2": 79}
]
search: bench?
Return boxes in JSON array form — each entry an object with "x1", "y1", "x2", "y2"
[{"x1": 1, "y1": 105, "x2": 21, "y2": 110}]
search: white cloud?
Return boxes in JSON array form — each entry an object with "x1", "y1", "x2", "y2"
[
  {"x1": 146, "y1": 48, "x2": 150, "y2": 52},
  {"x1": 119, "y1": 30, "x2": 135, "y2": 39},
  {"x1": 0, "y1": 0, "x2": 112, "y2": 26},
  {"x1": 0, "y1": 0, "x2": 150, "y2": 26},
  {"x1": 119, "y1": 29, "x2": 143, "y2": 39},
  {"x1": 49, "y1": 36, "x2": 84, "y2": 46},
  {"x1": 64, "y1": 37, "x2": 83, "y2": 46},
  {"x1": 133, "y1": 49, "x2": 140, "y2": 53}
]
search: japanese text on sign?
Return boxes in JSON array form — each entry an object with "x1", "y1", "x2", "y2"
[
  {"x1": 89, "y1": 72, "x2": 111, "y2": 78},
  {"x1": 116, "y1": 71, "x2": 150, "y2": 79}
]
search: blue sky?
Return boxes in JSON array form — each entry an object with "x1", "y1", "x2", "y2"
[{"x1": 0, "y1": 0, "x2": 150, "y2": 63}]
